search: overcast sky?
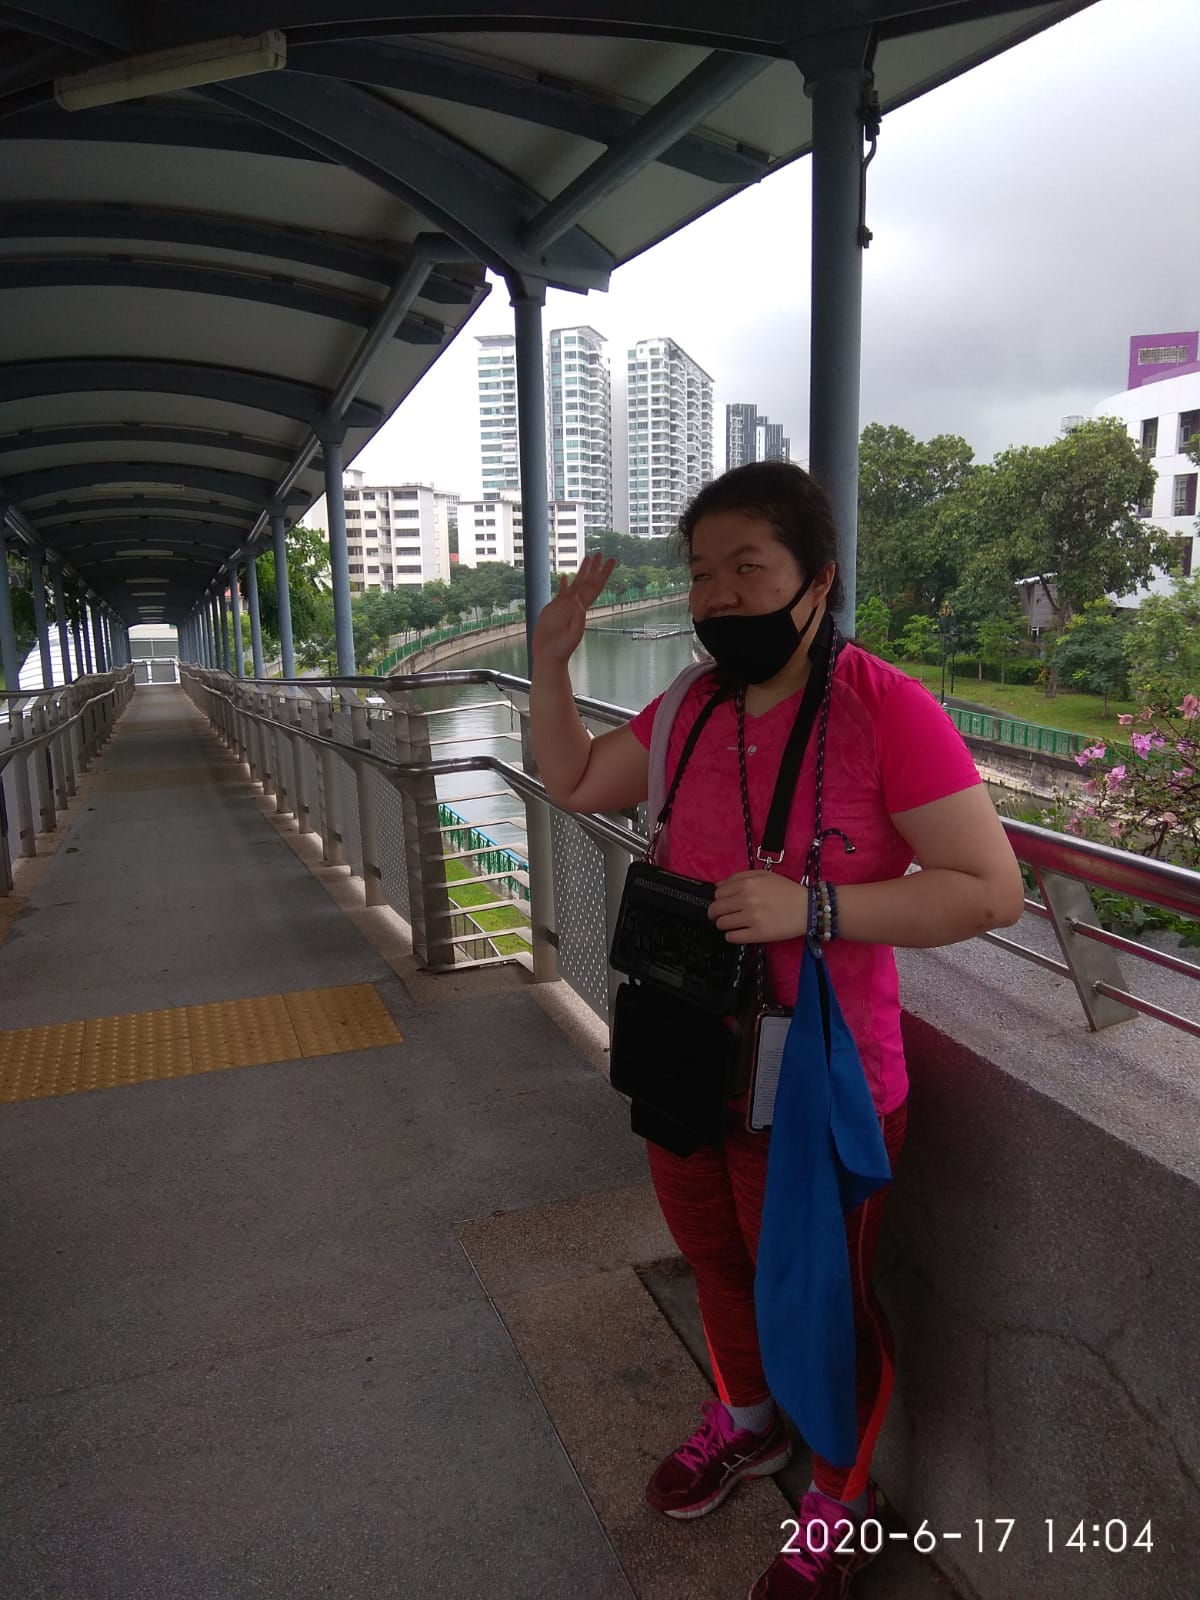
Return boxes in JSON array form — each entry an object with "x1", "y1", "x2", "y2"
[{"x1": 355, "y1": 0, "x2": 1199, "y2": 500}]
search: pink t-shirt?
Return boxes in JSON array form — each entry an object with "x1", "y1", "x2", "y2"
[{"x1": 627, "y1": 644, "x2": 982, "y2": 1114}]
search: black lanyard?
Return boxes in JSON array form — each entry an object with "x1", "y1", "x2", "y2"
[{"x1": 648, "y1": 613, "x2": 839, "y2": 871}]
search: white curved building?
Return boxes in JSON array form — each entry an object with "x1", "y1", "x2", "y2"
[{"x1": 1093, "y1": 331, "x2": 1199, "y2": 598}]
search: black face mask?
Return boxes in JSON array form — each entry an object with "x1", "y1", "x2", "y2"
[{"x1": 693, "y1": 576, "x2": 819, "y2": 685}]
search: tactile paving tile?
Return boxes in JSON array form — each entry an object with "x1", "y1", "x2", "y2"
[
  {"x1": 0, "y1": 1021, "x2": 89, "y2": 1102},
  {"x1": 0, "y1": 985, "x2": 403, "y2": 1104},
  {"x1": 284, "y1": 983, "x2": 403, "y2": 1057}
]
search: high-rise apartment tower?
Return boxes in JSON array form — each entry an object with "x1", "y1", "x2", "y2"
[
  {"x1": 726, "y1": 403, "x2": 791, "y2": 469},
  {"x1": 626, "y1": 338, "x2": 714, "y2": 537},
  {"x1": 476, "y1": 334, "x2": 520, "y2": 495},
  {"x1": 546, "y1": 326, "x2": 612, "y2": 533}
]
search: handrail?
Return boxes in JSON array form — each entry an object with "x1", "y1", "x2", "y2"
[
  {"x1": 182, "y1": 665, "x2": 1199, "y2": 1038},
  {"x1": 192, "y1": 665, "x2": 1200, "y2": 923}
]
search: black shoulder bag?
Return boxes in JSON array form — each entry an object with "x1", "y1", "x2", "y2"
[{"x1": 608, "y1": 618, "x2": 837, "y2": 1158}]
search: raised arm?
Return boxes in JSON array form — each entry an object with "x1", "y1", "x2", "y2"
[{"x1": 529, "y1": 552, "x2": 651, "y2": 814}]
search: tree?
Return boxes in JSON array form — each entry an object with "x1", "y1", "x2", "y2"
[
  {"x1": 1051, "y1": 600, "x2": 1131, "y2": 712},
  {"x1": 974, "y1": 606, "x2": 1027, "y2": 685},
  {"x1": 896, "y1": 613, "x2": 939, "y2": 664},
  {"x1": 1123, "y1": 574, "x2": 1200, "y2": 711},
  {"x1": 853, "y1": 593, "x2": 891, "y2": 657},
  {"x1": 252, "y1": 524, "x2": 332, "y2": 651},
  {"x1": 608, "y1": 565, "x2": 635, "y2": 600},
  {"x1": 959, "y1": 418, "x2": 1173, "y2": 635},
  {"x1": 856, "y1": 423, "x2": 976, "y2": 609}
]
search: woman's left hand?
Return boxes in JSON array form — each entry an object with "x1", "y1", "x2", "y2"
[{"x1": 709, "y1": 870, "x2": 809, "y2": 944}]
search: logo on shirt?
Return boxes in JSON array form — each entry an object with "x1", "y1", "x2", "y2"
[{"x1": 726, "y1": 744, "x2": 758, "y2": 755}]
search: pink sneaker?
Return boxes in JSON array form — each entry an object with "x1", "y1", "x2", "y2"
[
  {"x1": 749, "y1": 1486, "x2": 878, "y2": 1598},
  {"x1": 645, "y1": 1397, "x2": 791, "y2": 1520}
]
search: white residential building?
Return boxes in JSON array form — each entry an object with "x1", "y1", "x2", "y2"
[
  {"x1": 547, "y1": 326, "x2": 612, "y2": 534},
  {"x1": 307, "y1": 469, "x2": 452, "y2": 592},
  {"x1": 458, "y1": 494, "x2": 585, "y2": 573},
  {"x1": 627, "y1": 337, "x2": 714, "y2": 537},
  {"x1": 477, "y1": 333, "x2": 520, "y2": 496},
  {"x1": 1093, "y1": 330, "x2": 1199, "y2": 595}
]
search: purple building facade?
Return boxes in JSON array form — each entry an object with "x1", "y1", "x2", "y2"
[{"x1": 1127, "y1": 331, "x2": 1200, "y2": 391}]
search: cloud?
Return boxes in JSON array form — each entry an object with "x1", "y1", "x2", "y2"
[{"x1": 356, "y1": 0, "x2": 1199, "y2": 505}]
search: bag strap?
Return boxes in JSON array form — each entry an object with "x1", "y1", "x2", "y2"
[
  {"x1": 646, "y1": 662, "x2": 713, "y2": 826},
  {"x1": 757, "y1": 614, "x2": 835, "y2": 865}
]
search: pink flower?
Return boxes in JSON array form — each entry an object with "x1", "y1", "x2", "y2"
[
  {"x1": 1083, "y1": 779, "x2": 1097, "y2": 795},
  {"x1": 1131, "y1": 732, "x2": 1153, "y2": 757},
  {"x1": 1109, "y1": 765, "x2": 1126, "y2": 786},
  {"x1": 1181, "y1": 694, "x2": 1199, "y2": 720},
  {"x1": 1139, "y1": 707, "x2": 1154, "y2": 721},
  {"x1": 1075, "y1": 743, "x2": 1107, "y2": 766},
  {"x1": 1108, "y1": 820, "x2": 1124, "y2": 837},
  {"x1": 1074, "y1": 752, "x2": 1090, "y2": 767},
  {"x1": 1161, "y1": 812, "x2": 1178, "y2": 826},
  {"x1": 1117, "y1": 714, "x2": 1134, "y2": 725}
]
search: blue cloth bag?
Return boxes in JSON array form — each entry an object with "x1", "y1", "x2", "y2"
[{"x1": 753, "y1": 944, "x2": 893, "y2": 1467}]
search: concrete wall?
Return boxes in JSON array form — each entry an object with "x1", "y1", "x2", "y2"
[{"x1": 876, "y1": 931, "x2": 1198, "y2": 1600}]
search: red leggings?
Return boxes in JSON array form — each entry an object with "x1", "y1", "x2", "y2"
[{"x1": 647, "y1": 1100, "x2": 907, "y2": 1503}]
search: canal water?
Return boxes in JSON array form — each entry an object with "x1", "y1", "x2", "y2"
[
  {"x1": 414, "y1": 599, "x2": 695, "y2": 857},
  {"x1": 412, "y1": 599, "x2": 1032, "y2": 857}
]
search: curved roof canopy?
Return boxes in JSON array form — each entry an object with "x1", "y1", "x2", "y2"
[{"x1": 0, "y1": 1, "x2": 1091, "y2": 626}]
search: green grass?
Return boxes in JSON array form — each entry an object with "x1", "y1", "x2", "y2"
[
  {"x1": 898, "y1": 662, "x2": 1136, "y2": 740},
  {"x1": 444, "y1": 857, "x2": 530, "y2": 957}
]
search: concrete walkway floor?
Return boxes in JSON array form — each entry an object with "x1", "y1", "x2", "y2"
[{"x1": 0, "y1": 685, "x2": 951, "y2": 1600}]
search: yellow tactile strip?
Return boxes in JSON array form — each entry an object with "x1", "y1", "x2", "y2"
[{"x1": 0, "y1": 984, "x2": 402, "y2": 1104}]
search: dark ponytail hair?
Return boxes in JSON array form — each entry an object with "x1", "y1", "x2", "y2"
[{"x1": 676, "y1": 461, "x2": 846, "y2": 613}]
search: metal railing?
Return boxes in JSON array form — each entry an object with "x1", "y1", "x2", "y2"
[
  {"x1": 945, "y1": 706, "x2": 1087, "y2": 758},
  {"x1": 0, "y1": 670, "x2": 135, "y2": 893},
  {"x1": 180, "y1": 665, "x2": 1200, "y2": 1041}
]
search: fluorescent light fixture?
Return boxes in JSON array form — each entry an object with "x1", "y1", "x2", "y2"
[{"x1": 55, "y1": 31, "x2": 286, "y2": 112}]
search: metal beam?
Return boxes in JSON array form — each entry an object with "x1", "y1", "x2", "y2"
[
  {"x1": 6, "y1": 460, "x2": 309, "y2": 509},
  {"x1": 523, "y1": 50, "x2": 770, "y2": 256},
  {"x1": 134, "y1": 2, "x2": 1093, "y2": 57},
  {"x1": 0, "y1": 257, "x2": 446, "y2": 341},
  {"x1": 36, "y1": 499, "x2": 252, "y2": 527},
  {"x1": 286, "y1": 39, "x2": 771, "y2": 186},
  {"x1": 0, "y1": 100, "x2": 333, "y2": 164},
  {"x1": 0, "y1": 358, "x2": 384, "y2": 429},
  {"x1": 0, "y1": 203, "x2": 478, "y2": 300},
  {"x1": 0, "y1": 422, "x2": 316, "y2": 471},
  {"x1": 207, "y1": 74, "x2": 613, "y2": 290}
]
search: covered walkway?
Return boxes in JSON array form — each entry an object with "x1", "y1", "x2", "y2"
[{"x1": 4, "y1": 680, "x2": 950, "y2": 1600}]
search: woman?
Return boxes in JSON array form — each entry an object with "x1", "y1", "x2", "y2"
[{"x1": 530, "y1": 462, "x2": 1024, "y2": 1600}]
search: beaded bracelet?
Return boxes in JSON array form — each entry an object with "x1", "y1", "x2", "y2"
[{"x1": 809, "y1": 880, "x2": 839, "y2": 945}]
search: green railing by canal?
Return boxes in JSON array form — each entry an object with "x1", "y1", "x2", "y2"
[
  {"x1": 440, "y1": 803, "x2": 530, "y2": 904},
  {"x1": 945, "y1": 706, "x2": 1087, "y2": 758},
  {"x1": 373, "y1": 585, "x2": 689, "y2": 676}
]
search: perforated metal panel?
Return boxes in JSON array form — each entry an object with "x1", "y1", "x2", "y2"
[
  {"x1": 133, "y1": 661, "x2": 151, "y2": 683},
  {"x1": 273, "y1": 722, "x2": 297, "y2": 816},
  {"x1": 149, "y1": 661, "x2": 176, "y2": 683},
  {"x1": 331, "y1": 712, "x2": 364, "y2": 878},
  {"x1": 298, "y1": 739, "x2": 321, "y2": 835},
  {"x1": 369, "y1": 718, "x2": 410, "y2": 921},
  {"x1": 549, "y1": 810, "x2": 611, "y2": 1019}
]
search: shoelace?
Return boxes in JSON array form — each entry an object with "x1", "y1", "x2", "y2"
[{"x1": 675, "y1": 1400, "x2": 736, "y2": 1471}]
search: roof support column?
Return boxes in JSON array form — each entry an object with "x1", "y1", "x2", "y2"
[
  {"x1": 318, "y1": 426, "x2": 355, "y2": 677},
  {"x1": 0, "y1": 517, "x2": 22, "y2": 691},
  {"x1": 200, "y1": 605, "x2": 211, "y2": 668},
  {"x1": 71, "y1": 596, "x2": 85, "y2": 678},
  {"x1": 245, "y1": 547, "x2": 266, "y2": 679},
  {"x1": 90, "y1": 603, "x2": 107, "y2": 672},
  {"x1": 81, "y1": 600, "x2": 93, "y2": 674},
  {"x1": 230, "y1": 564, "x2": 246, "y2": 679},
  {"x1": 271, "y1": 510, "x2": 296, "y2": 679},
  {"x1": 52, "y1": 570, "x2": 73, "y2": 684},
  {"x1": 30, "y1": 552, "x2": 54, "y2": 687},
  {"x1": 217, "y1": 589, "x2": 230, "y2": 673},
  {"x1": 510, "y1": 280, "x2": 551, "y2": 670},
  {"x1": 800, "y1": 44, "x2": 875, "y2": 635}
]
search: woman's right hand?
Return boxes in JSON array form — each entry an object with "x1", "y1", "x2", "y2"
[{"x1": 532, "y1": 552, "x2": 617, "y2": 664}]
